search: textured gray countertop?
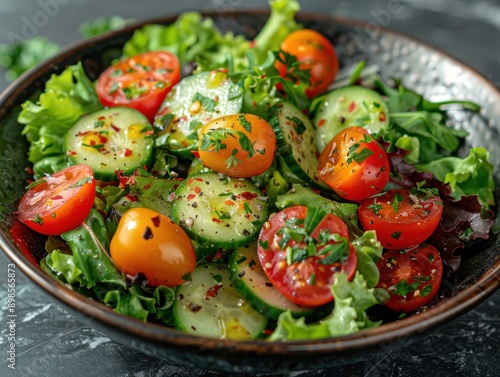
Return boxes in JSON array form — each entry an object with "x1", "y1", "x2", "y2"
[{"x1": 1, "y1": 1, "x2": 499, "y2": 376}]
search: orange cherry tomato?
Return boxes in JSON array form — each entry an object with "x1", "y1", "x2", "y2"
[
  {"x1": 376, "y1": 244, "x2": 443, "y2": 312},
  {"x1": 358, "y1": 189, "x2": 444, "y2": 250},
  {"x1": 276, "y1": 29, "x2": 339, "y2": 98},
  {"x1": 198, "y1": 114, "x2": 276, "y2": 178},
  {"x1": 17, "y1": 164, "x2": 96, "y2": 236},
  {"x1": 96, "y1": 51, "x2": 181, "y2": 123},
  {"x1": 318, "y1": 126, "x2": 390, "y2": 202},
  {"x1": 257, "y1": 206, "x2": 357, "y2": 307},
  {"x1": 110, "y1": 208, "x2": 196, "y2": 287}
]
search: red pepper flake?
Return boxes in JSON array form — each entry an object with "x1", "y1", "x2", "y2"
[
  {"x1": 187, "y1": 194, "x2": 196, "y2": 201},
  {"x1": 348, "y1": 101, "x2": 357, "y2": 113},
  {"x1": 98, "y1": 135, "x2": 108, "y2": 144},
  {"x1": 51, "y1": 195, "x2": 63, "y2": 200},
  {"x1": 237, "y1": 192, "x2": 258, "y2": 200},
  {"x1": 124, "y1": 148, "x2": 133, "y2": 157},
  {"x1": 195, "y1": 178, "x2": 203, "y2": 182},
  {"x1": 212, "y1": 217, "x2": 223, "y2": 223},
  {"x1": 193, "y1": 186, "x2": 201, "y2": 194},
  {"x1": 263, "y1": 328, "x2": 274, "y2": 336},
  {"x1": 126, "y1": 194, "x2": 139, "y2": 202},
  {"x1": 67, "y1": 150, "x2": 77, "y2": 156},
  {"x1": 145, "y1": 129, "x2": 154, "y2": 136},
  {"x1": 317, "y1": 118, "x2": 326, "y2": 127},
  {"x1": 379, "y1": 112, "x2": 386, "y2": 122},
  {"x1": 143, "y1": 184, "x2": 152, "y2": 190},
  {"x1": 205, "y1": 284, "x2": 223, "y2": 299},
  {"x1": 25, "y1": 166, "x2": 34, "y2": 175},
  {"x1": 225, "y1": 200, "x2": 235, "y2": 206},
  {"x1": 111, "y1": 124, "x2": 121, "y2": 132},
  {"x1": 78, "y1": 131, "x2": 90, "y2": 136}
]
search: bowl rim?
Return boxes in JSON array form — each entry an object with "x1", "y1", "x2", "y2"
[{"x1": 1, "y1": 9, "x2": 499, "y2": 357}]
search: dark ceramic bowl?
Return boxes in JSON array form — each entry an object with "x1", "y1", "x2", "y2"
[{"x1": 1, "y1": 10, "x2": 499, "y2": 374}]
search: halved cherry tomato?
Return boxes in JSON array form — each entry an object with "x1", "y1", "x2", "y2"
[
  {"x1": 198, "y1": 114, "x2": 276, "y2": 178},
  {"x1": 318, "y1": 126, "x2": 390, "y2": 202},
  {"x1": 96, "y1": 51, "x2": 181, "y2": 123},
  {"x1": 376, "y1": 244, "x2": 443, "y2": 312},
  {"x1": 17, "y1": 164, "x2": 96, "y2": 236},
  {"x1": 276, "y1": 29, "x2": 339, "y2": 98},
  {"x1": 257, "y1": 206, "x2": 357, "y2": 307},
  {"x1": 358, "y1": 189, "x2": 444, "y2": 250},
  {"x1": 110, "y1": 208, "x2": 196, "y2": 287}
]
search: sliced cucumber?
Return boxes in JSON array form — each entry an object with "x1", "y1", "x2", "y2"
[
  {"x1": 154, "y1": 70, "x2": 243, "y2": 158},
  {"x1": 173, "y1": 262, "x2": 268, "y2": 340},
  {"x1": 64, "y1": 107, "x2": 154, "y2": 181},
  {"x1": 268, "y1": 101, "x2": 329, "y2": 191},
  {"x1": 228, "y1": 241, "x2": 318, "y2": 320},
  {"x1": 314, "y1": 86, "x2": 390, "y2": 152},
  {"x1": 171, "y1": 171, "x2": 268, "y2": 249}
]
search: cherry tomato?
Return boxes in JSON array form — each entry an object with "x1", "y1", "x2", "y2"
[
  {"x1": 276, "y1": 29, "x2": 339, "y2": 98},
  {"x1": 17, "y1": 164, "x2": 96, "y2": 236},
  {"x1": 96, "y1": 51, "x2": 181, "y2": 123},
  {"x1": 198, "y1": 114, "x2": 276, "y2": 178},
  {"x1": 376, "y1": 244, "x2": 443, "y2": 312},
  {"x1": 257, "y1": 206, "x2": 357, "y2": 307},
  {"x1": 318, "y1": 126, "x2": 390, "y2": 202},
  {"x1": 358, "y1": 189, "x2": 444, "y2": 250},
  {"x1": 110, "y1": 208, "x2": 196, "y2": 287}
]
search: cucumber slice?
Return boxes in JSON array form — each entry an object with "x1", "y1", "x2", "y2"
[
  {"x1": 269, "y1": 101, "x2": 329, "y2": 191},
  {"x1": 154, "y1": 70, "x2": 243, "y2": 158},
  {"x1": 173, "y1": 262, "x2": 268, "y2": 339},
  {"x1": 314, "y1": 86, "x2": 390, "y2": 152},
  {"x1": 64, "y1": 107, "x2": 154, "y2": 181},
  {"x1": 171, "y1": 171, "x2": 268, "y2": 249},
  {"x1": 228, "y1": 241, "x2": 318, "y2": 320}
]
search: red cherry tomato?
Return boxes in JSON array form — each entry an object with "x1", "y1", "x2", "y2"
[
  {"x1": 376, "y1": 244, "x2": 443, "y2": 312},
  {"x1": 110, "y1": 208, "x2": 196, "y2": 287},
  {"x1": 318, "y1": 126, "x2": 390, "y2": 202},
  {"x1": 198, "y1": 114, "x2": 276, "y2": 178},
  {"x1": 257, "y1": 206, "x2": 357, "y2": 307},
  {"x1": 17, "y1": 164, "x2": 96, "y2": 236},
  {"x1": 358, "y1": 189, "x2": 444, "y2": 250},
  {"x1": 276, "y1": 29, "x2": 339, "y2": 98},
  {"x1": 96, "y1": 51, "x2": 180, "y2": 123}
]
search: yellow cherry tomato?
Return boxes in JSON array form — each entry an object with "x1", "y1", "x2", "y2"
[
  {"x1": 198, "y1": 114, "x2": 276, "y2": 177},
  {"x1": 110, "y1": 208, "x2": 196, "y2": 287}
]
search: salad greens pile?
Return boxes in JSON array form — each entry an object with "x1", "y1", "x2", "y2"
[{"x1": 13, "y1": 0, "x2": 496, "y2": 341}]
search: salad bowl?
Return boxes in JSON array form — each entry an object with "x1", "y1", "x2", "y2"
[{"x1": 1, "y1": 9, "x2": 500, "y2": 374}]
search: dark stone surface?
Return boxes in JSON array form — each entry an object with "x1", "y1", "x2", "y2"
[{"x1": 1, "y1": 1, "x2": 499, "y2": 376}]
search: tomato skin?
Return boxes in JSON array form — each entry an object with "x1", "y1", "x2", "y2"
[
  {"x1": 110, "y1": 208, "x2": 196, "y2": 287},
  {"x1": 17, "y1": 164, "x2": 96, "y2": 236},
  {"x1": 358, "y1": 189, "x2": 443, "y2": 250},
  {"x1": 96, "y1": 51, "x2": 180, "y2": 123},
  {"x1": 318, "y1": 126, "x2": 390, "y2": 202},
  {"x1": 276, "y1": 29, "x2": 339, "y2": 98},
  {"x1": 257, "y1": 206, "x2": 357, "y2": 307},
  {"x1": 376, "y1": 244, "x2": 443, "y2": 312},
  {"x1": 198, "y1": 114, "x2": 276, "y2": 178}
]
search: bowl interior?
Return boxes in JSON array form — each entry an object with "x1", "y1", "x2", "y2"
[{"x1": 1, "y1": 10, "x2": 499, "y2": 373}]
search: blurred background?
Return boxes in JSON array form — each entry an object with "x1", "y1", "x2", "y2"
[{"x1": 1, "y1": 0, "x2": 499, "y2": 376}]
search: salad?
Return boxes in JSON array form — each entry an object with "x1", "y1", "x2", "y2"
[{"x1": 11, "y1": 0, "x2": 496, "y2": 341}]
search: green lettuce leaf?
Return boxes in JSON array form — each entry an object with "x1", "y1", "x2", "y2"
[
  {"x1": 79, "y1": 16, "x2": 133, "y2": 38},
  {"x1": 269, "y1": 271, "x2": 381, "y2": 341},
  {"x1": 416, "y1": 147, "x2": 495, "y2": 208},
  {"x1": 58, "y1": 209, "x2": 125, "y2": 289},
  {"x1": 122, "y1": 12, "x2": 249, "y2": 68},
  {"x1": 352, "y1": 231, "x2": 383, "y2": 288},
  {"x1": 17, "y1": 62, "x2": 103, "y2": 167}
]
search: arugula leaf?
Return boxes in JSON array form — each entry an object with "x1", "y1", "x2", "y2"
[{"x1": 0, "y1": 36, "x2": 59, "y2": 81}]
